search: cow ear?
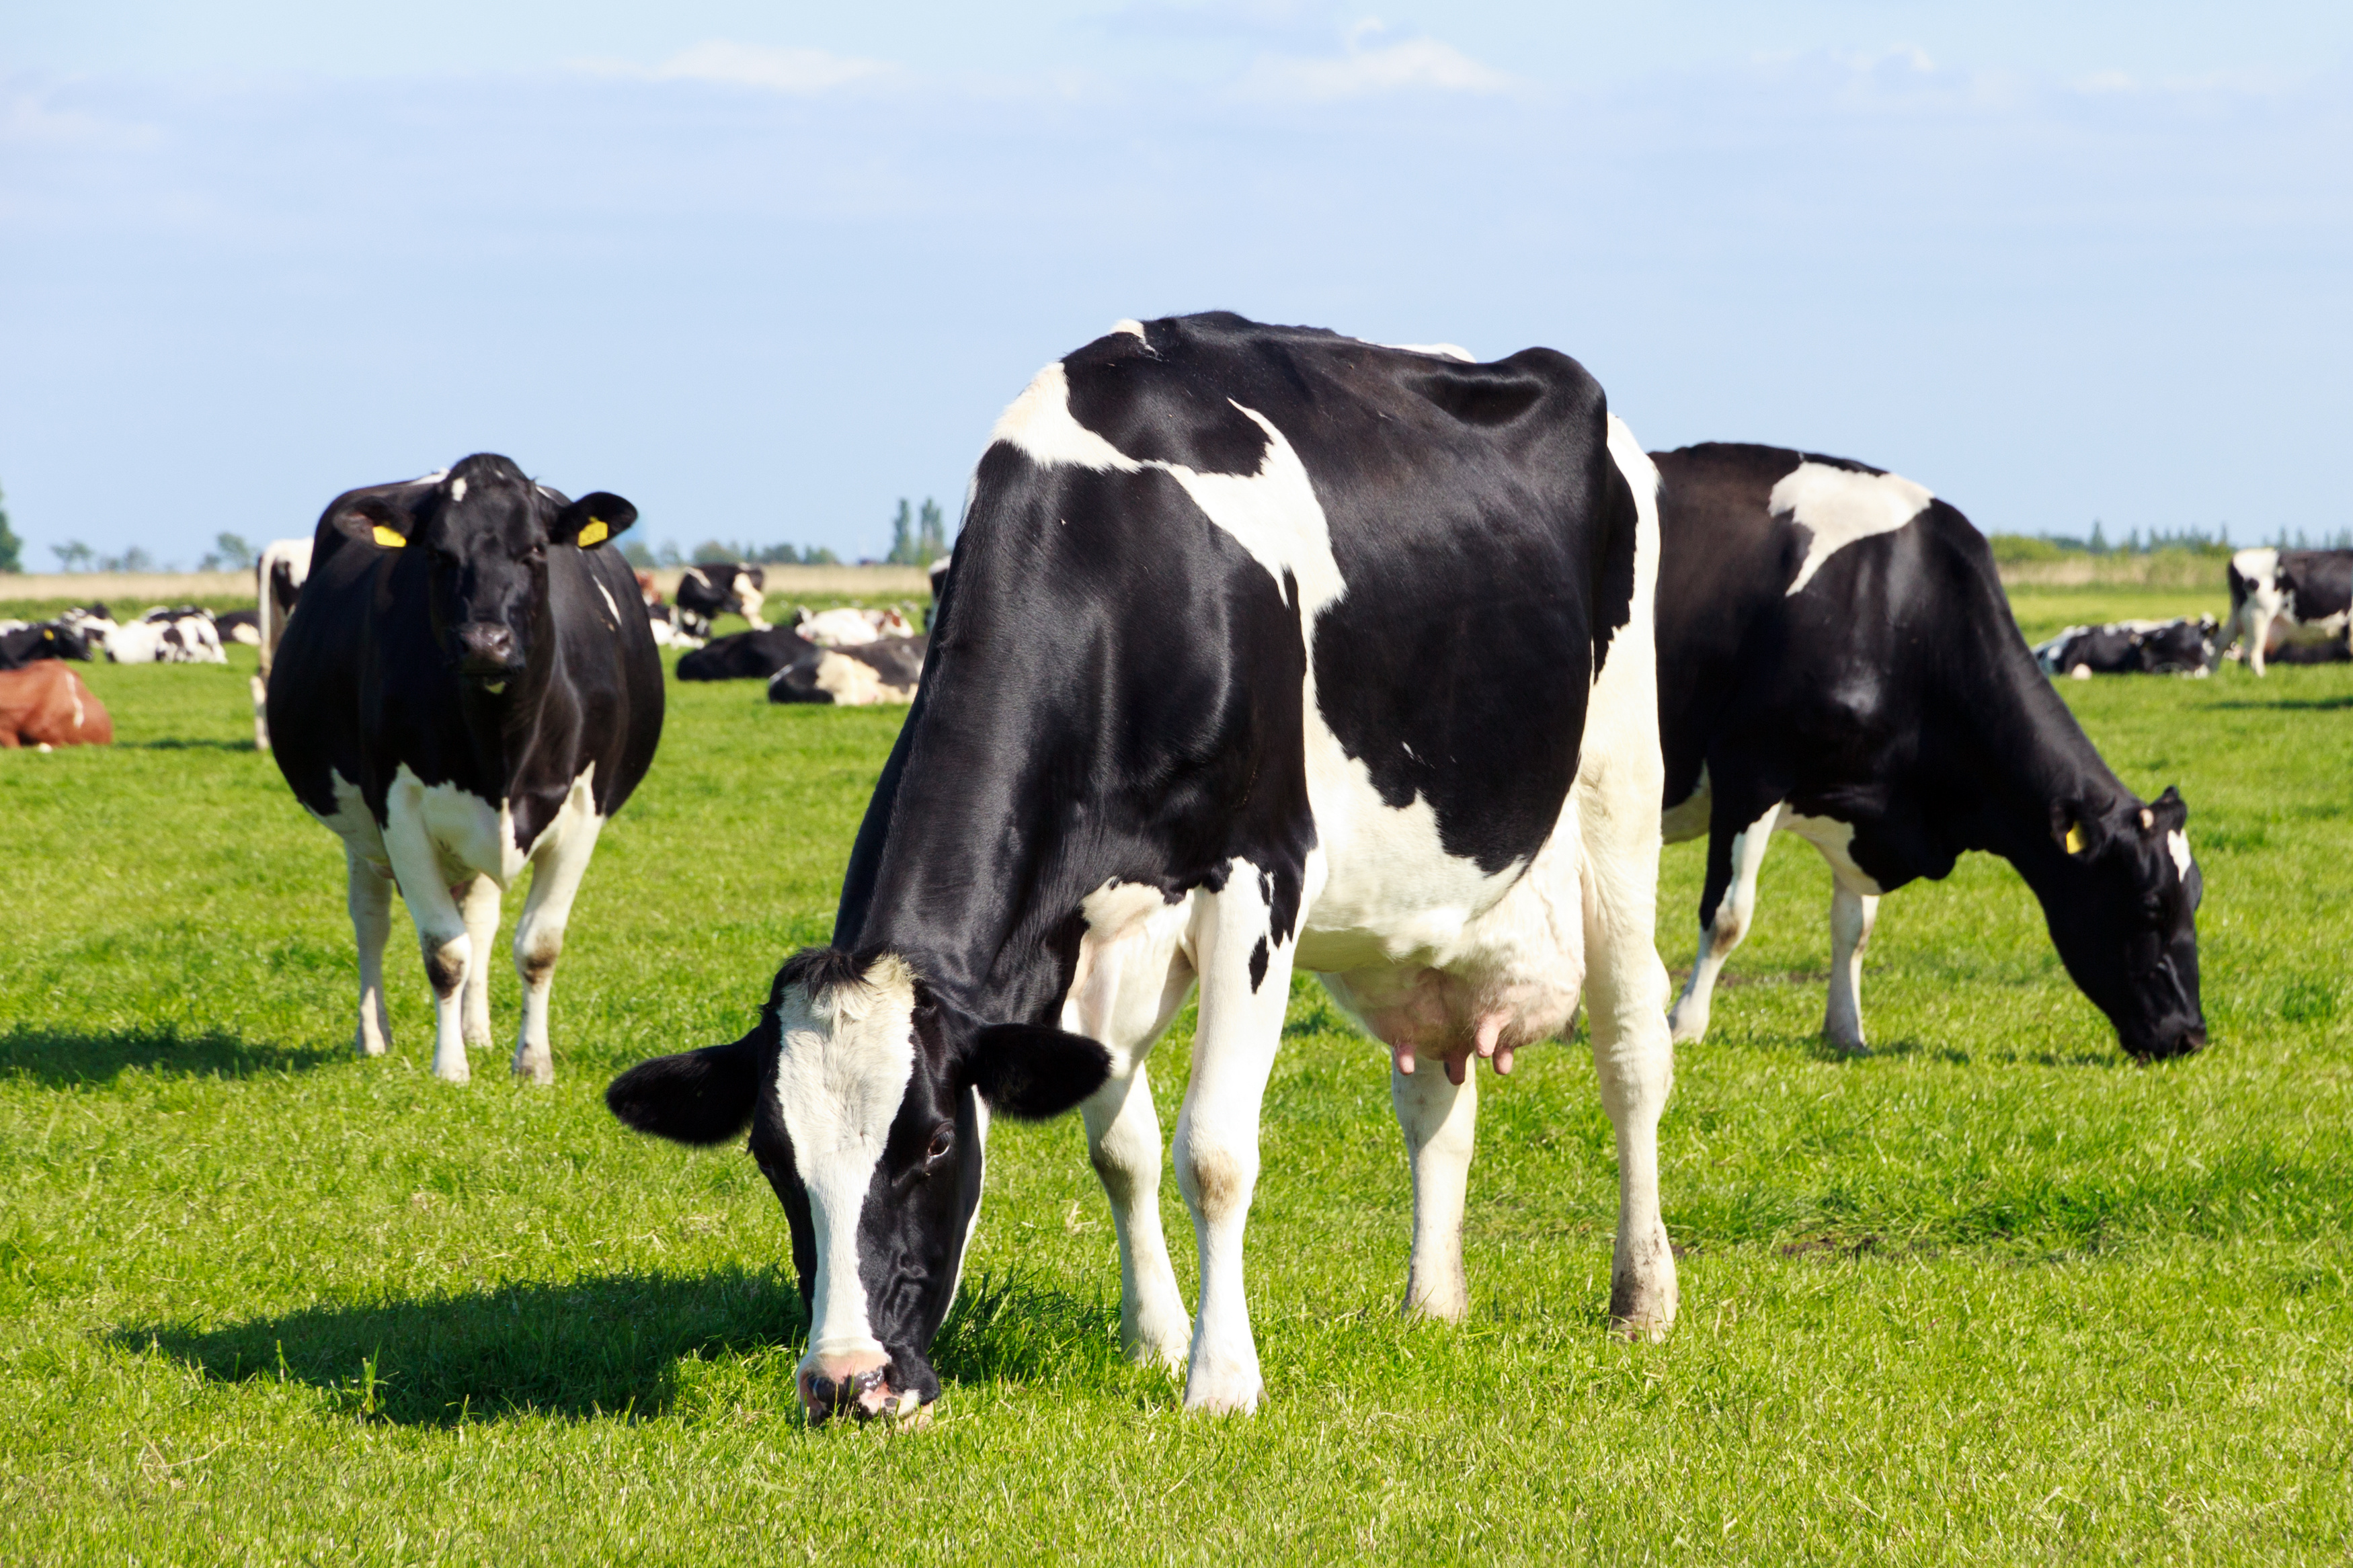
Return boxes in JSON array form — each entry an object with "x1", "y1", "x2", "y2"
[
  {"x1": 2051, "y1": 799, "x2": 2107, "y2": 859},
  {"x1": 555, "y1": 493, "x2": 637, "y2": 549},
  {"x1": 2145, "y1": 786, "x2": 2189, "y2": 833},
  {"x1": 331, "y1": 496, "x2": 413, "y2": 551},
  {"x1": 970, "y1": 1025, "x2": 1112, "y2": 1121},
  {"x1": 606, "y1": 1036, "x2": 762, "y2": 1145}
]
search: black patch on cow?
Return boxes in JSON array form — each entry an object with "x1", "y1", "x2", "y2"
[
  {"x1": 1248, "y1": 936, "x2": 1269, "y2": 993},
  {"x1": 678, "y1": 626, "x2": 820, "y2": 682}
]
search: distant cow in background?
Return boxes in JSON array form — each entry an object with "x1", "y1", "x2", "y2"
[
  {"x1": 2218, "y1": 547, "x2": 2353, "y2": 674},
  {"x1": 110, "y1": 607, "x2": 226, "y2": 665},
  {"x1": 0, "y1": 662, "x2": 112, "y2": 749},
  {"x1": 249, "y1": 538, "x2": 314, "y2": 749},
  {"x1": 266, "y1": 454, "x2": 664, "y2": 1085},
  {"x1": 676, "y1": 626, "x2": 818, "y2": 682},
  {"x1": 2034, "y1": 616, "x2": 2218, "y2": 679},
  {"x1": 768, "y1": 632, "x2": 926, "y2": 705},
  {"x1": 676, "y1": 563, "x2": 768, "y2": 632},
  {"x1": 0, "y1": 622, "x2": 93, "y2": 669},
  {"x1": 794, "y1": 605, "x2": 917, "y2": 647}
]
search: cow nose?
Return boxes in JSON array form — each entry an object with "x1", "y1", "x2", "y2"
[
  {"x1": 798, "y1": 1353, "x2": 894, "y2": 1424},
  {"x1": 456, "y1": 622, "x2": 517, "y2": 673}
]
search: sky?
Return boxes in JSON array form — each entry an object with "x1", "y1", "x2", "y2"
[{"x1": 4, "y1": 3, "x2": 2349, "y2": 566}]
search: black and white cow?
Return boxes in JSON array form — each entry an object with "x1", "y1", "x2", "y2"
[
  {"x1": 794, "y1": 605, "x2": 918, "y2": 647},
  {"x1": 0, "y1": 621, "x2": 92, "y2": 669},
  {"x1": 2217, "y1": 547, "x2": 2353, "y2": 673},
  {"x1": 768, "y1": 633, "x2": 926, "y2": 706},
  {"x1": 249, "y1": 537, "x2": 314, "y2": 750},
  {"x1": 608, "y1": 313, "x2": 1678, "y2": 1423},
  {"x1": 1652, "y1": 442, "x2": 2205, "y2": 1060},
  {"x1": 675, "y1": 626, "x2": 820, "y2": 682},
  {"x1": 109, "y1": 606, "x2": 225, "y2": 665},
  {"x1": 676, "y1": 563, "x2": 769, "y2": 632},
  {"x1": 2033, "y1": 616, "x2": 2219, "y2": 679},
  {"x1": 267, "y1": 454, "x2": 664, "y2": 1084}
]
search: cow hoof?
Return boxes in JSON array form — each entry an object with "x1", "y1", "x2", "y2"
[
  {"x1": 1667, "y1": 1012, "x2": 1708, "y2": 1046},
  {"x1": 1181, "y1": 1370, "x2": 1263, "y2": 1415},
  {"x1": 1125, "y1": 1330, "x2": 1190, "y2": 1374},
  {"x1": 433, "y1": 1059, "x2": 472, "y2": 1086},
  {"x1": 511, "y1": 1054, "x2": 555, "y2": 1086},
  {"x1": 354, "y1": 1032, "x2": 389, "y2": 1059}
]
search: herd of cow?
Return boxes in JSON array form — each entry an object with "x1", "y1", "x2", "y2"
[{"x1": 0, "y1": 314, "x2": 2332, "y2": 1426}]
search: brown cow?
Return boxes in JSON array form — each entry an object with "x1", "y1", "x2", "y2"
[{"x1": 0, "y1": 662, "x2": 114, "y2": 749}]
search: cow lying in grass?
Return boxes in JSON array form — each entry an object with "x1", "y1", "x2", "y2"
[
  {"x1": 2033, "y1": 618, "x2": 2218, "y2": 679},
  {"x1": 0, "y1": 662, "x2": 112, "y2": 749}
]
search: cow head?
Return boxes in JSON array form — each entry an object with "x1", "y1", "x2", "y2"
[
  {"x1": 606, "y1": 948, "x2": 1110, "y2": 1426},
  {"x1": 332, "y1": 454, "x2": 635, "y2": 688},
  {"x1": 2046, "y1": 786, "x2": 2205, "y2": 1061}
]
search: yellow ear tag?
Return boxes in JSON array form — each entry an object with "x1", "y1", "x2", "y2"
[
  {"x1": 2065, "y1": 822, "x2": 2087, "y2": 856},
  {"x1": 371, "y1": 524, "x2": 406, "y2": 548},
  {"x1": 576, "y1": 519, "x2": 609, "y2": 548}
]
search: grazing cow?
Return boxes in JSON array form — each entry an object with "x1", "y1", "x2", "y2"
[
  {"x1": 608, "y1": 313, "x2": 1677, "y2": 1423},
  {"x1": 1652, "y1": 442, "x2": 2205, "y2": 1060},
  {"x1": 0, "y1": 622, "x2": 93, "y2": 669},
  {"x1": 677, "y1": 563, "x2": 769, "y2": 632},
  {"x1": 2218, "y1": 547, "x2": 2353, "y2": 674},
  {"x1": 676, "y1": 626, "x2": 820, "y2": 682},
  {"x1": 266, "y1": 454, "x2": 664, "y2": 1085},
  {"x1": 248, "y1": 538, "x2": 315, "y2": 750},
  {"x1": 795, "y1": 605, "x2": 918, "y2": 648},
  {"x1": 768, "y1": 633, "x2": 926, "y2": 706},
  {"x1": 0, "y1": 662, "x2": 112, "y2": 749},
  {"x1": 2034, "y1": 616, "x2": 2219, "y2": 679},
  {"x1": 109, "y1": 606, "x2": 226, "y2": 665}
]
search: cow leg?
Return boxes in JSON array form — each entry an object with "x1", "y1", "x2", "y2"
[
  {"x1": 1172, "y1": 869, "x2": 1297, "y2": 1413},
  {"x1": 1822, "y1": 878, "x2": 1880, "y2": 1055},
  {"x1": 509, "y1": 817, "x2": 606, "y2": 1085},
  {"x1": 1667, "y1": 802, "x2": 1782, "y2": 1044},
  {"x1": 458, "y1": 874, "x2": 501, "y2": 1048},
  {"x1": 1392, "y1": 1060, "x2": 1476, "y2": 1321},
  {"x1": 1081, "y1": 1066, "x2": 1192, "y2": 1370},
  {"x1": 250, "y1": 673, "x2": 271, "y2": 751},
  {"x1": 346, "y1": 845, "x2": 394, "y2": 1058},
  {"x1": 2247, "y1": 606, "x2": 2274, "y2": 677},
  {"x1": 380, "y1": 804, "x2": 473, "y2": 1084}
]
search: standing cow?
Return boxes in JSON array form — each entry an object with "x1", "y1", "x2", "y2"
[
  {"x1": 676, "y1": 563, "x2": 769, "y2": 632},
  {"x1": 2217, "y1": 547, "x2": 2353, "y2": 674},
  {"x1": 610, "y1": 313, "x2": 1677, "y2": 1423},
  {"x1": 249, "y1": 538, "x2": 313, "y2": 750},
  {"x1": 267, "y1": 454, "x2": 663, "y2": 1084},
  {"x1": 1652, "y1": 442, "x2": 2205, "y2": 1060}
]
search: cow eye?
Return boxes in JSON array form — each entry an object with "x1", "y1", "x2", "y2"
[{"x1": 924, "y1": 1125, "x2": 955, "y2": 1163}]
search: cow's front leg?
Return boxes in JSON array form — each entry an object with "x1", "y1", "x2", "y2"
[
  {"x1": 381, "y1": 811, "x2": 474, "y2": 1085},
  {"x1": 1172, "y1": 868, "x2": 1297, "y2": 1413},
  {"x1": 1391, "y1": 1061, "x2": 1478, "y2": 1321},
  {"x1": 458, "y1": 874, "x2": 502, "y2": 1048},
  {"x1": 1081, "y1": 1065, "x2": 1191, "y2": 1371},
  {"x1": 509, "y1": 811, "x2": 606, "y2": 1085},
  {"x1": 345, "y1": 844, "x2": 394, "y2": 1057}
]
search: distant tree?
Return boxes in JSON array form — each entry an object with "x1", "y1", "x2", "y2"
[
  {"x1": 97, "y1": 546, "x2": 155, "y2": 573},
  {"x1": 803, "y1": 545, "x2": 840, "y2": 565},
  {"x1": 916, "y1": 498, "x2": 948, "y2": 562},
  {"x1": 0, "y1": 485, "x2": 20, "y2": 573},
  {"x1": 52, "y1": 540, "x2": 94, "y2": 572},
  {"x1": 886, "y1": 499, "x2": 916, "y2": 564},
  {"x1": 2087, "y1": 520, "x2": 2109, "y2": 555},
  {"x1": 655, "y1": 540, "x2": 683, "y2": 567},
  {"x1": 690, "y1": 540, "x2": 742, "y2": 565},
  {"x1": 621, "y1": 540, "x2": 656, "y2": 569},
  {"x1": 206, "y1": 532, "x2": 257, "y2": 571}
]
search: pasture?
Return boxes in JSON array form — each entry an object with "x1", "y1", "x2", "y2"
[{"x1": 2, "y1": 589, "x2": 2346, "y2": 1563}]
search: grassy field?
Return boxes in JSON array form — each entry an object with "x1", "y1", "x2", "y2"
[{"x1": 3, "y1": 585, "x2": 2346, "y2": 1564}]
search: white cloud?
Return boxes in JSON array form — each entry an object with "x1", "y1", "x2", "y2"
[
  {"x1": 1244, "y1": 26, "x2": 1516, "y2": 101},
  {"x1": 575, "y1": 40, "x2": 895, "y2": 94}
]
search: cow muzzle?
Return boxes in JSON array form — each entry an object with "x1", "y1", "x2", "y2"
[
  {"x1": 2125, "y1": 1019, "x2": 2206, "y2": 1063},
  {"x1": 797, "y1": 1351, "x2": 929, "y2": 1427},
  {"x1": 454, "y1": 622, "x2": 522, "y2": 679}
]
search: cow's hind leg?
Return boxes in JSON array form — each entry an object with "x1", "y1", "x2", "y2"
[
  {"x1": 509, "y1": 815, "x2": 606, "y2": 1085},
  {"x1": 458, "y1": 874, "x2": 501, "y2": 1048},
  {"x1": 1172, "y1": 864, "x2": 1298, "y2": 1413},
  {"x1": 1392, "y1": 1061, "x2": 1476, "y2": 1321},
  {"x1": 1823, "y1": 878, "x2": 1880, "y2": 1055},
  {"x1": 1667, "y1": 802, "x2": 1782, "y2": 1044},
  {"x1": 1082, "y1": 1066, "x2": 1192, "y2": 1371},
  {"x1": 346, "y1": 845, "x2": 394, "y2": 1058}
]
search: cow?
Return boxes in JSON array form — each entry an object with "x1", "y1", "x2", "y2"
[
  {"x1": 0, "y1": 621, "x2": 93, "y2": 669},
  {"x1": 606, "y1": 313, "x2": 1678, "y2": 1424},
  {"x1": 248, "y1": 538, "x2": 315, "y2": 750},
  {"x1": 2217, "y1": 547, "x2": 2353, "y2": 674},
  {"x1": 266, "y1": 454, "x2": 664, "y2": 1085},
  {"x1": 675, "y1": 626, "x2": 819, "y2": 682},
  {"x1": 2033, "y1": 616, "x2": 2219, "y2": 679},
  {"x1": 768, "y1": 632, "x2": 926, "y2": 706},
  {"x1": 109, "y1": 607, "x2": 226, "y2": 665},
  {"x1": 218, "y1": 609, "x2": 262, "y2": 645},
  {"x1": 0, "y1": 661, "x2": 113, "y2": 749},
  {"x1": 56, "y1": 605, "x2": 116, "y2": 654},
  {"x1": 794, "y1": 605, "x2": 918, "y2": 648},
  {"x1": 1650, "y1": 442, "x2": 2205, "y2": 1061},
  {"x1": 677, "y1": 562, "x2": 769, "y2": 632}
]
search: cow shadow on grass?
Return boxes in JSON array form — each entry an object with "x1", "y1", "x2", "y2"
[
  {"x1": 0, "y1": 1024, "x2": 335, "y2": 1086},
  {"x1": 119, "y1": 1267, "x2": 1119, "y2": 1428},
  {"x1": 2208, "y1": 696, "x2": 2353, "y2": 712},
  {"x1": 124, "y1": 738, "x2": 257, "y2": 751}
]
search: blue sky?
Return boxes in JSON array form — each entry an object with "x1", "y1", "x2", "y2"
[{"x1": 5, "y1": 3, "x2": 2348, "y2": 565}]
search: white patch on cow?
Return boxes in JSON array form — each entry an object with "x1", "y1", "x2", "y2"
[
  {"x1": 413, "y1": 468, "x2": 450, "y2": 487},
  {"x1": 776, "y1": 955, "x2": 920, "y2": 1369},
  {"x1": 1380, "y1": 341, "x2": 1476, "y2": 362},
  {"x1": 69, "y1": 681, "x2": 84, "y2": 729},
  {"x1": 1770, "y1": 461, "x2": 1933, "y2": 595},
  {"x1": 450, "y1": 477, "x2": 467, "y2": 502},
  {"x1": 594, "y1": 580, "x2": 623, "y2": 628},
  {"x1": 810, "y1": 651, "x2": 918, "y2": 706},
  {"x1": 1780, "y1": 811, "x2": 1883, "y2": 895},
  {"x1": 2168, "y1": 829, "x2": 2192, "y2": 880},
  {"x1": 1111, "y1": 319, "x2": 1146, "y2": 339}
]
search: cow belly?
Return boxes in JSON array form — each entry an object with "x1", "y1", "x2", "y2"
[{"x1": 360, "y1": 763, "x2": 600, "y2": 887}]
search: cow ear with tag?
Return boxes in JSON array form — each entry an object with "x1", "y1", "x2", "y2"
[
  {"x1": 330, "y1": 497, "x2": 413, "y2": 552},
  {"x1": 970, "y1": 1025, "x2": 1113, "y2": 1121},
  {"x1": 554, "y1": 493, "x2": 638, "y2": 550},
  {"x1": 2051, "y1": 799, "x2": 2108, "y2": 859}
]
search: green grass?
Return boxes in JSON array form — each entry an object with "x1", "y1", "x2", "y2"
[{"x1": 3, "y1": 593, "x2": 2348, "y2": 1563}]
